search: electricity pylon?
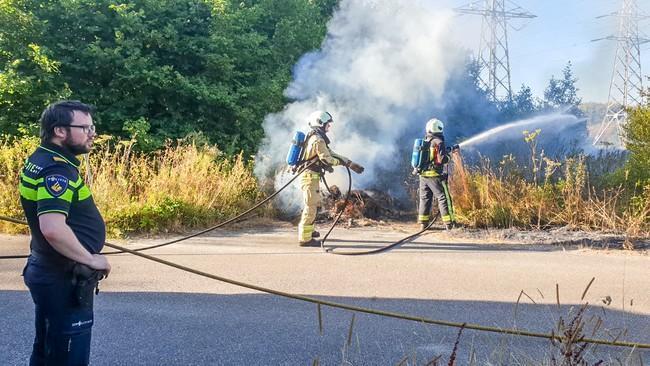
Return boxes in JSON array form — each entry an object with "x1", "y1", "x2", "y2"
[
  {"x1": 592, "y1": 0, "x2": 649, "y2": 146},
  {"x1": 456, "y1": 0, "x2": 536, "y2": 102}
]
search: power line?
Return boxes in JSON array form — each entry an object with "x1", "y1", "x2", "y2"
[
  {"x1": 593, "y1": 0, "x2": 650, "y2": 145},
  {"x1": 455, "y1": 0, "x2": 536, "y2": 102},
  {"x1": 509, "y1": 40, "x2": 594, "y2": 59}
]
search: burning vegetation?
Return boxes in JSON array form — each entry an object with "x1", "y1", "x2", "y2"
[{"x1": 320, "y1": 186, "x2": 408, "y2": 222}]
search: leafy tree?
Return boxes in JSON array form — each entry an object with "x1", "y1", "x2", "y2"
[
  {"x1": 0, "y1": 0, "x2": 334, "y2": 154},
  {"x1": 512, "y1": 84, "x2": 537, "y2": 117},
  {"x1": 33, "y1": 0, "x2": 245, "y2": 150},
  {"x1": 542, "y1": 61, "x2": 583, "y2": 116},
  {"x1": 623, "y1": 107, "x2": 650, "y2": 182},
  {"x1": 497, "y1": 83, "x2": 538, "y2": 121},
  {"x1": 208, "y1": 0, "x2": 331, "y2": 153},
  {"x1": 0, "y1": 0, "x2": 70, "y2": 135}
]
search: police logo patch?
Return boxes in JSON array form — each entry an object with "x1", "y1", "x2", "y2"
[{"x1": 45, "y1": 175, "x2": 69, "y2": 197}]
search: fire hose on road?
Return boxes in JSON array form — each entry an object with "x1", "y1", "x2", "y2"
[
  {"x1": 0, "y1": 161, "x2": 435, "y2": 259},
  {"x1": 0, "y1": 214, "x2": 648, "y2": 349},
  {"x1": 1, "y1": 164, "x2": 649, "y2": 349},
  {"x1": 319, "y1": 166, "x2": 439, "y2": 255}
]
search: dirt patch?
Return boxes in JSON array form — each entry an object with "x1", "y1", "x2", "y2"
[{"x1": 433, "y1": 226, "x2": 649, "y2": 252}]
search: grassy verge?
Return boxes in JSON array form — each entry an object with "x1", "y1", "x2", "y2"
[
  {"x1": 449, "y1": 148, "x2": 649, "y2": 246},
  {"x1": 0, "y1": 136, "x2": 264, "y2": 237},
  {"x1": 2, "y1": 134, "x2": 648, "y2": 243},
  {"x1": 0, "y1": 136, "x2": 39, "y2": 234}
]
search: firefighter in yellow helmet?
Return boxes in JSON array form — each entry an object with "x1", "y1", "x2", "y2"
[
  {"x1": 298, "y1": 111, "x2": 364, "y2": 247},
  {"x1": 416, "y1": 118, "x2": 457, "y2": 230}
]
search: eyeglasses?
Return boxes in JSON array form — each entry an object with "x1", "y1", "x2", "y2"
[{"x1": 67, "y1": 124, "x2": 96, "y2": 134}]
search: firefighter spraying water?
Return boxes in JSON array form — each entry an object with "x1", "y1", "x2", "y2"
[{"x1": 411, "y1": 118, "x2": 459, "y2": 230}]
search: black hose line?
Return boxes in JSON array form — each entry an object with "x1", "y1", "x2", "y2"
[
  {"x1": 1, "y1": 157, "x2": 442, "y2": 259},
  {"x1": 318, "y1": 166, "x2": 440, "y2": 256},
  {"x1": 1, "y1": 215, "x2": 649, "y2": 349},
  {"x1": 0, "y1": 159, "x2": 319, "y2": 259}
]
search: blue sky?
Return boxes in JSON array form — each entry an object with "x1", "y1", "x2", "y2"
[{"x1": 441, "y1": 0, "x2": 650, "y2": 103}]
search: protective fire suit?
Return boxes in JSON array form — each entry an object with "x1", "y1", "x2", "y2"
[
  {"x1": 417, "y1": 133, "x2": 456, "y2": 227},
  {"x1": 298, "y1": 129, "x2": 350, "y2": 243}
]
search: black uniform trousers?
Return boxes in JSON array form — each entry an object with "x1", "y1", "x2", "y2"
[
  {"x1": 418, "y1": 175, "x2": 455, "y2": 224},
  {"x1": 23, "y1": 255, "x2": 94, "y2": 366}
]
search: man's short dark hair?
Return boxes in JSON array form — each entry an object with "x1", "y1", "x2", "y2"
[{"x1": 40, "y1": 100, "x2": 93, "y2": 143}]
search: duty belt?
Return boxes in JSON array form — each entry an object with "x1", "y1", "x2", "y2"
[{"x1": 30, "y1": 250, "x2": 76, "y2": 272}]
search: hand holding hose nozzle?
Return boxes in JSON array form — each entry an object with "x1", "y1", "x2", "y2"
[
  {"x1": 447, "y1": 144, "x2": 461, "y2": 154},
  {"x1": 347, "y1": 161, "x2": 364, "y2": 174}
]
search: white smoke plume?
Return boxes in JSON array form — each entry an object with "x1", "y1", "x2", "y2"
[{"x1": 255, "y1": 0, "x2": 465, "y2": 214}]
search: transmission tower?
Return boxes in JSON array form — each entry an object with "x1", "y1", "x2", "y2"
[
  {"x1": 456, "y1": 1, "x2": 536, "y2": 102},
  {"x1": 592, "y1": 0, "x2": 649, "y2": 146}
]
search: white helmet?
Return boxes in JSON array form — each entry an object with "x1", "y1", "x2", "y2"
[
  {"x1": 425, "y1": 118, "x2": 444, "y2": 134},
  {"x1": 307, "y1": 110, "x2": 333, "y2": 128}
]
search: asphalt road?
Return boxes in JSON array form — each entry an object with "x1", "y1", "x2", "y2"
[{"x1": 1, "y1": 225, "x2": 648, "y2": 365}]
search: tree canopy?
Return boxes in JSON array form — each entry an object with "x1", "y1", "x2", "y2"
[
  {"x1": 0, "y1": 0, "x2": 336, "y2": 154},
  {"x1": 1, "y1": 1, "x2": 587, "y2": 155},
  {"x1": 541, "y1": 61, "x2": 583, "y2": 116}
]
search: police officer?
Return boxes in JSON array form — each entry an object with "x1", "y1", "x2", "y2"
[
  {"x1": 298, "y1": 111, "x2": 364, "y2": 247},
  {"x1": 416, "y1": 118, "x2": 457, "y2": 230},
  {"x1": 20, "y1": 100, "x2": 111, "y2": 365}
]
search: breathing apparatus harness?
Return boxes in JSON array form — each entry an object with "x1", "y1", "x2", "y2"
[{"x1": 293, "y1": 128, "x2": 335, "y2": 175}]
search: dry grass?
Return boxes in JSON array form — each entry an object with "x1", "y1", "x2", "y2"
[
  {"x1": 88, "y1": 136, "x2": 263, "y2": 236},
  {"x1": 449, "y1": 150, "x2": 650, "y2": 246},
  {"x1": 549, "y1": 304, "x2": 602, "y2": 366},
  {"x1": 0, "y1": 136, "x2": 263, "y2": 237},
  {"x1": 2, "y1": 134, "x2": 648, "y2": 243},
  {"x1": 0, "y1": 136, "x2": 39, "y2": 234}
]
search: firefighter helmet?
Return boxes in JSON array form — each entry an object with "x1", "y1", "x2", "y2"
[
  {"x1": 425, "y1": 118, "x2": 444, "y2": 134},
  {"x1": 308, "y1": 110, "x2": 333, "y2": 128}
]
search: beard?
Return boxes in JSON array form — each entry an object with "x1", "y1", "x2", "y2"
[{"x1": 63, "y1": 135, "x2": 91, "y2": 155}]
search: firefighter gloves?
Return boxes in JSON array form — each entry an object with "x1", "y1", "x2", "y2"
[{"x1": 349, "y1": 162, "x2": 365, "y2": 174}]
